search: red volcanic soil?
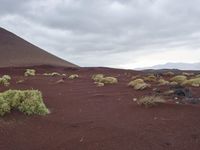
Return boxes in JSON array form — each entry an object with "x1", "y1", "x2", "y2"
[
  {"x1": 0, "y1": 66, "x2": 200, "y2": 150},
  {"x1": 0, "y1": 27, "x2": 77, "y2": 68}
]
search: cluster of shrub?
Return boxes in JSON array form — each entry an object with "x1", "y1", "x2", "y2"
[
  {"x1": 92, "y1": 74, "x2": 118, "y2": 87},
  {"x1": 2, "y1": 69, "x2": 200, "y2": 111},
  {"x1": 127, "y1": 72, "x2": 200, "y2": 90},
  {"x1": 0, "y1": 90, "x2": 49, "y2": 116},
  {"x1": 24, "y1": 69, "x2": 80, "y2": 84}
]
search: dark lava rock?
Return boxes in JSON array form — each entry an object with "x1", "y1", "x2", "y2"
[
  {"x1": 183, "y1": 98, "x2": 200, "y2": 104},
  {"x1": 170, "y1": 85, "x2": 192, "y2": 98}
]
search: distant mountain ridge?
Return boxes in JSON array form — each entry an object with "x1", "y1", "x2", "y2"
[
  {"x1": 137, "y1": 62, "x2": 200, "y2": 70},
  {"x1": 0, "y1": 27, "x2": 78, "y2": 68}
]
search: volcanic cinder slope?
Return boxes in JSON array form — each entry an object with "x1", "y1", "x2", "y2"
[{"x1": 0, "y1": 27, "x2": 77, "y2": 68}]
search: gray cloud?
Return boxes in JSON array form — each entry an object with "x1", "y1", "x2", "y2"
[{"x1": 0, "y1": 0, "x2": 200, "y2": 68}]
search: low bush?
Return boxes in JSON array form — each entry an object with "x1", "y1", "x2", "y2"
[
  {"x1": 24, "y1": 69, "x2": 36, "y2": 76},
  {"x1": 163, "y1": 71, "x2": 175, "y2": 76},
  {"x1": 68, "y1": 74, "x2": 79, "y2": 79},
  {"x1": 128, "y1": 79, "x2": 150, "y2": 90},
  {"x1": 131, "y1": 75, "x2": 140, "y2": 80},
  {"x1": 170, "y1": 75, "x2": 187, "y2": 84},
  {"x1": 92, "y1": 74, "x2": 117, "y2": 85},
  {"x1": 0, "y1": 90, "x2": 49, "y2": 116},
  {"x1": 169, "y1": 81, "x2": 178, "y2": 86},
  {"x1": 182, "y1": 77, "x2": 200, "y2": 87},
  {"x1": 137, "y1": 96, "x2": 166, "y2": 107},
  {"x1": 0, "y1": 96, "x2": 11, "y2": 116},
  {"x1": 182, "y1": 72, "x2": 194, "y2": 76},
  {"x1": 2, "y1": 75, "x2": 11, "y2": 80},
  {"x1": 158, "y1": 79, "x2": 169, "y2": 85},
  {"x1": 0, "y1": 75, "x2": 11, "y2": 86},
  {"x1": 100, "y1": 77, "x2": 118, "y2": 84},
  {"x1": 134, "y1": 83, "x2": 150, "y2": 90},
  {"x1": 195, "y1": 74, "x2": 200, "y2": 78},
  {"x1": 128, "y1": 79, "x2": 144, "y2": 86},
  {"x1": 143, "y1": 74, "x2": 157, "y2": 82},
  {"x1": 92, "y1": 74, "x2": 104, "y2": 82}
]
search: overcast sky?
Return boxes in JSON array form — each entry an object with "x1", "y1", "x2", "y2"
[{"x1": 1, "y1": 0, "x2": 200, "y2": 69}]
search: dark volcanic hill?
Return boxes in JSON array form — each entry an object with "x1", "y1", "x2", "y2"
[{"x1": 0, "y1": 27, "x2": 78, "y2": 68}]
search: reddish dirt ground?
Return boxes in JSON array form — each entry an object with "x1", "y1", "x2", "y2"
[{"x1": 0, "y1": 66, "x2": 200, "y2": 150}]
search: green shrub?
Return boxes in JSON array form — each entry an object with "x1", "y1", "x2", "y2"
[
  {"x1": 92, "y1": 74, "x2": 104, "y2": 82},
  {"x1": 134, "y1": 83, "x2": 150, "y2": 90},
  {"x1": 169, "y1": 81, "x2": 178, "y2": 85},
  {"x1": 128, "y1": 79, "x2": 144, "y2": 86},
  {"x1": 182, "y1": 77, "x2": 200, "y2": 87},
  {"x1": 137, "y1": 96, "x2": 165, "y2": 107},
  {"x1": 143, "y1": 74, "x2": 157, "y2": 82},
  {"x1": 92, "y1": 74, "x2": 117, "y2": 85},
  {"x1": 17, "y1": 90, "x2": 49, "y2": 115},
  {"x1": 195, "y1": 74, "x2": 200, "y2": 78},
  {"x1": 182, "y1": 72, "x2": 194, "y2": 76},
  {"x1": 170, "y1": 75, "x2": 187, "y2": 84},
  {"x1": 128, "y1": 79, "x2": 150, "y2": 90},
  {"x1": 68, "y1": 74, "x2": 79, "y2": 79},
  {"x1": 0, "y1": 96, "x2": 11, "y2": 116},
  {"x1": 2, "y1": 75, "x2": 11, "y2": 80},
  {"x1": 24, "y1": 69, "x2": 36, "y2": 76},
  {"x1": 0, "y1": 90, "x2": 49, "y2": 116},
  {"x1": 131, "y1": 75, "x2": 140, "y2": 80},
  {"x1": 158, "y1": 79, "x2": 169, "y2": 85},
  {"x1": 0, "y1": 75, "x2": 11, "y2": 86},
  {"x1": 100, "y1": 77, "x2": 118, "y2": 84},
  {"x1": 163, "y1": 71, "x2": 175, "y2": 76}
]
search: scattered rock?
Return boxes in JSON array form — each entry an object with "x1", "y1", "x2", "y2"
[
  {"x1": 173, "y1": 87, "x2": 192, "y2": 98},
  {"x1": 183, "y1": 98, "x2": 200, "y2": 104},
  {"x1": 56, "y1": 79, "x2": 65, "y2": 84},
  {"x1": 133, "y1": 98, "x2": 137, "y2": 102},
  {"x1": 95, "y1": 82, "x2": 104, "y2": 87}
]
